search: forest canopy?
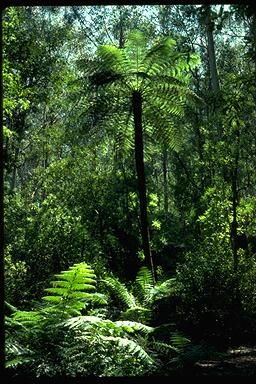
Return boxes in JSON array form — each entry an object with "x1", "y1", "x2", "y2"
[{"x1": 3, "y1": 4, "x2": 256, "y2": 377}]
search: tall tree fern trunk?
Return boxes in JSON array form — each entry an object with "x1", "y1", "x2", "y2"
[{"x1": 132, "y1": 90, "x2": 156, "y2": 283}]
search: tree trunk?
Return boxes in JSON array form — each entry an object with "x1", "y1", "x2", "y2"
[
  {"x1": 230, "y1": 127, "x2": 243, "y2": 313},
  {"x1": 204, "y1": 5, "x2": 220, "y2": 93},
  {"x1": 118, "y1": 6, "x2": 125, "y2": 49},
  {"x1": 132, "y1": 90, "x2": 156, "y2": 283},
  {"x1": 203, "y1": 5, "x2": 223, "y2": 142},
  {"x1": 162, "y1": 145, "x2": 169, "y2": 215},
  {"x1": 10, "y1": 146, "x2": 20, "y2": 191},
  {"x1": 230, "y1": 128, "x2": 240, "y2": 273}
]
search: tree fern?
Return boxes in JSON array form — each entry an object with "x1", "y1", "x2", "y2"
[{"x1": 87, "y1": 30, "x2": 201, "y2": 278}]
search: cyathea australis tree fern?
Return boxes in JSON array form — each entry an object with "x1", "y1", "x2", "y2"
[{"x1": 88, "y1": 30, "x2": 201, "y2": 282}]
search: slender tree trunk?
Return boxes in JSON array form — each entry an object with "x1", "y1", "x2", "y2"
[
  {"x1": 9, "y1": 111, "x2": 26, "y2": 191},
  {"x1": 230, "y1": 128, "x2": 243, "y2": 313},
  {"x1": 230, "y1": 128, "x2": 240, "y2": 273},
  {"x1": 204, "y1": 5, "x2": 220, "y2": 93},
  {"x1": 132, "y1": 90, "x2": 156, "y2": 283},
  {"x1": 118, "y1": 6, "x2": 125, "y2": 49},
  {"x1": 162, "y1": 145, "x2": 169, "y2": 215},
  {"x1": 231, "y1": 186, "x2": 238, "y2": 273},
  {"x1": 10, "y1": 146, "x2": 20, "y2": 191}
]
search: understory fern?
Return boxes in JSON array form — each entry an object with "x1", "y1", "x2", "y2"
[
  {"x1": 62, "y1": 316, "x2": 155, "y2": 369},
  {"x1": 102, "y1": 266, "x2": 178, "y2": 322},
  {"x1": 5, "y1": 262, "x2": 158, "y2": 377},
  {"x1": 41, "y1": 262, "x2": 104, "y2": 318}
]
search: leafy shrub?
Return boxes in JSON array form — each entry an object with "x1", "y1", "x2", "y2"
[
  {"x1": 4, "y1": 245, "x2": 27, "y2": 307},
  {"x1": 173, "y1": 246, "x2": 248, "y2": 346}
]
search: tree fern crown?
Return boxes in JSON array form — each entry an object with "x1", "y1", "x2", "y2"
[{"x1": 88, "y1": 29, "x2": 201, "y2": 151}]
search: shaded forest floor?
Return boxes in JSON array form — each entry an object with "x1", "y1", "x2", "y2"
[{"x1": 192, "y1": 346, "x2": 256, "y2": 376}]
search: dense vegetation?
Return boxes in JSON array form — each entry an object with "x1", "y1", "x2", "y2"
[{"x1": 3, "y1": 4, "x2": 256, "y2": 377}]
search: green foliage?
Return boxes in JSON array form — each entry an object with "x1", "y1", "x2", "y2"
[
  {"x1": 42, "y1": 263, "x2": 99, "y2": 317},
  {"x1": 4, "y1": 245, "x2": 27, "y2": 306},
  {"x1": 5, "y1": 262, "x2": 159, "y2": 377},
  {"x1": 197, "y1": 184, "x2": 232, "y2": 249},
  {"x1": 102, "y1": 267, "x2": 178, "y2": 325},
  {"x1": 3, "y1": 4, "x2": 256, "y2": 376},
  {"x1": 62, "y1": 316, "x2": 155, "y2": 368},
  {"x1": 2, "y1": 8, "x2": 31, "y2": 120},
  {"x1": 103, "y1": 276, "x2": 137, "y2": 309},
  {"x1": 88, "y1": 29, "x2": 201, "y2": 154},
  {"x1": 134, "y1": 266, "x2": 154, "y2": 305},
  {"x1": 236, "y1": 252, "x2": 256, "y2": 315},
  {"x1": 174, "y1": 246, "x2": 242, "y2": 346}
]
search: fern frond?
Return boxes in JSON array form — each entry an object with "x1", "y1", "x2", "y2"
[
  {"x1": 11, "y1": 310, "x2": 44, "y2": 326},
  {"x1": 125, "y1": 30, "x2": 148, "y2": 74},
  {"x1": 141, "y1": 37, "x2": 176, "y2": 76},
  {"x1": 168, "y1": 51, "x2": 201, "y2": 74},
  {"x1": 43, "y1": 263, "x2": 96, "y2": 301},
  {"x1": 136, "y1": 266, "x2": 154, "y2": 288},
  {"x1": 40, "y1": 263, "x2": 99, "y2": 318},
  {"x1": 170, "y1": 332, "x2": 191, "y2": 351},
  {"x1": 5, "y1": 301, "x2": 18, "y2": 313},
  {"x1": 100, "y1": 335, "x2": 155, "y2": 366},
  {"x1": 5, "y1": 315, "x2": 28, "y2": 331},
  {"x1": 102, "y1": 276, "x2": 137, "y2": 308},
  {"x1": 44, "y1": 287, "x2": 69, "y2": 295},
  {"x1": 88, "y1": 292, "x2": 108, "y2": 305},
  {"x1": 151, "y1": 278, "x2": 177, "y2": 301},
  {"x1": 95, "y1": 45, "x2": 130, "y2": 74},
  {"x1": 5, "y1": 339, "x2": 35, "y2": 368},
  {"x1": 115, "y1": 320, "x2": 153, "y2": 334},
  {"x1": 42, "y1": 295, "x2": 63, "y2": 303},
  {"x1": 114, "y1": 109, "x2": 134, "y2": 158},
  {"x1": 120, "y1": 306, "x2": 152, "y2": 323},
  {"x1": 152, "y1": 340, "x2": 179, "y2": 354},
  {"x1": 134, "y1": 266, "x2": 154, "y2": 306},
  {"x1": 150, "y1": 116, "x2": 182, "y2": 152},
  {"x1": 89, "y1": 70, "x2": 124, "y2": 88},
  {"x1": 62, "y1": 315, "x2": 103, "y2": 329},
  {"x1": 5, "y1": 357, "x2": 32, "y2": 369}
]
